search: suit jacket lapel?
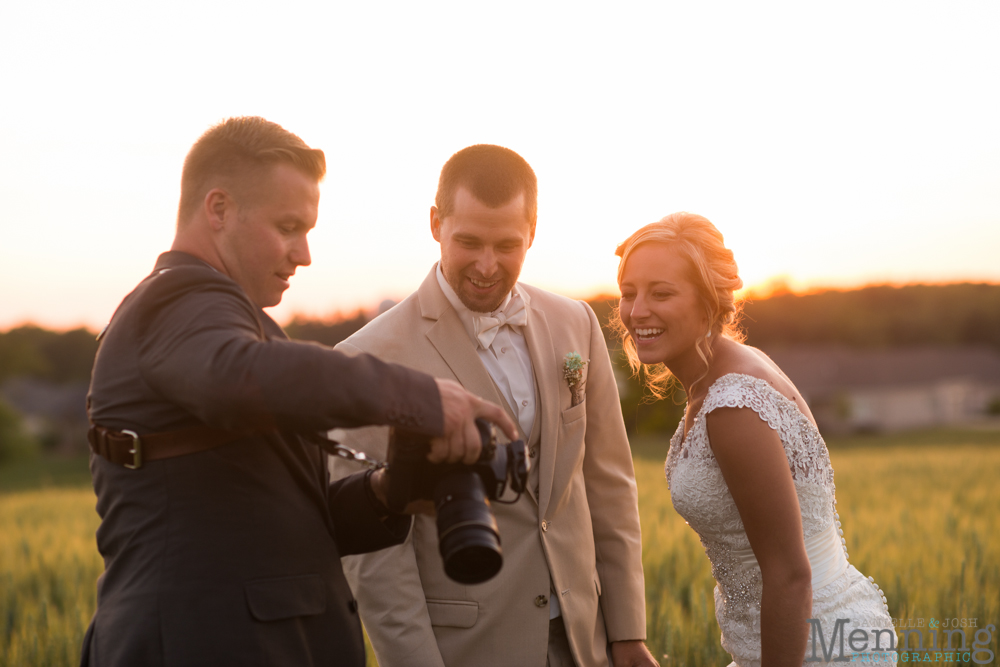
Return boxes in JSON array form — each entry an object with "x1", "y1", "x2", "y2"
[
  {"x1": 418, "y1": 267, "x2": 516, "y2": 431},
  {"x1": 522, "y1": 295, "x2": 560, "y2": 519}
]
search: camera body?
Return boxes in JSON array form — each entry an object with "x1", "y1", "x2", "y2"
[{"x1": 385, "y1": 419, "x2": 529, "y2": 584}]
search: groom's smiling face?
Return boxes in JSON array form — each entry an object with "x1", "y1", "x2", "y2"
[{"x1": 431, "y1": 187, "x2": 535, "y2": 313}]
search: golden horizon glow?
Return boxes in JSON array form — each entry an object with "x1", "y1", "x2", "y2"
[
  {"x1": 2, "y1": 3, "x2": 999, "y2": 331},
  {"x1": 6, "y1": 275, "x2": 998, "y2": 334}
]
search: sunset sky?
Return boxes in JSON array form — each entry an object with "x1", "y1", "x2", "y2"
[{"x1": 1, "y1": 2, "x2": 998, "y2": 331}]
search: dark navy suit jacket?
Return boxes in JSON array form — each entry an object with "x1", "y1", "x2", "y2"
[{"x1": 82, "y1": 251, "x2": 442, "y2": 666}]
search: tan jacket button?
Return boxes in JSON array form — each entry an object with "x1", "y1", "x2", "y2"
[
  {"x1": 534, "y1": 595, "x2": 548, "y2": 607},
  {"x1": 541, "y1": 520, "x2": 548, "y2": 531}
]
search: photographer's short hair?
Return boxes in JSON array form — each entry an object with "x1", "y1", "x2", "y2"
[
  {"x1": 435, "y1": 145, "x2": 537, "y2": 227},
  {"x1": 177, "y1": 117, "x2": 326, "y2": 224}
]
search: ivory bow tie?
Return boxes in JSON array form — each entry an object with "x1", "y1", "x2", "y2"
[{"x1": 475, "y1": 295, "x2": 528, "y2": 349}]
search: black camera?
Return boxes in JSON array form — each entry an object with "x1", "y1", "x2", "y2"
[{"x1": 384, "y1": 419, "x2": 529, "y2": 584}]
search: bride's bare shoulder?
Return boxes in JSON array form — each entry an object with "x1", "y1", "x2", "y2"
[
  {"x1": 708, "y1": 340, "x2": 783, "y2": 385},
  {"x1": 711, "y1": 341, "x2": 817, "y2": 424}
]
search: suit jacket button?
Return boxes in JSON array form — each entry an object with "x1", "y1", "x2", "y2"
[
  {"x1": 541, "y1": 520, "x2": 548, "y2": 532},
  {"x1": 534, "y1": 595, "x2": 548, "y2": 607},
  {"x1": 529, "y1": 446, "x2": 538, "y2": 458},
  {"x1": 348, "y1": 599, "x2": 358, "y2": 614}
]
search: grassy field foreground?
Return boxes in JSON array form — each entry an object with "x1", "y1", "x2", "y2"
[{"x1": 2, "y1": 431, "x2": 999, "y2": 666}]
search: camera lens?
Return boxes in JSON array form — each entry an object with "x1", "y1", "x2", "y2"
[{"x1": 434, "y1": 473, "x2": 502, "y2": 584}]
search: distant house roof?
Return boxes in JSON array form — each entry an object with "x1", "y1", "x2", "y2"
[
  {"x1": 763, "y1": 346, "x2": 1000, "y2": 399},
  {"x1": 0, "y1": 377, "x2": 89, "y2": 422}
]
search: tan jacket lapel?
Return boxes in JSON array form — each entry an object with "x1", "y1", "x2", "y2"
[
  {"x1": 521, "y1": 292, "x2": 560, "y2": 519},
  {"x1": 417, "y1": 267, "x2": 517, "y2": 432}
]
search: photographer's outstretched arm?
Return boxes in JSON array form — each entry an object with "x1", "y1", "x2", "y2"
[{"x1": 136, "y1": 286, "x2": 444, "y2": 436}]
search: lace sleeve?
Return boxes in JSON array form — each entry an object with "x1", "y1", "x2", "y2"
[
  {"x1": 699, "y1": 374, "x2": 834, "y2": 484},
  {"x1": 701, "y1": 374, "x2": 784, "y2": 432}
]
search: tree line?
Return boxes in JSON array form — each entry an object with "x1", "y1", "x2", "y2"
[{"x1": 1, "y1": 282, "x2": 998, "y2": 453}]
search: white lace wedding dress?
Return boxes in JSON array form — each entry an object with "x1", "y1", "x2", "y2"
[{"x1": 665, "y1": 373, "x2": 894, "y2": 666}]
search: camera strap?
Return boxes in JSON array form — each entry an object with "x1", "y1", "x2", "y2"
[
  {"x1": 299, "y1": 432, "x2": 387, "y2": 469},
  {"x1": 324, "y1": 440, "x2": 387, "y2": 470}
]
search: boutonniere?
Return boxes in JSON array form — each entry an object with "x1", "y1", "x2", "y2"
[{"x1": 563, "y1": 352, "x2": 589, "y2": 406}]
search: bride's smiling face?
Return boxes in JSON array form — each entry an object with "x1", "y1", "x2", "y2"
[{"x1": 618, "y1": 242, "x2": 710, "y2": 366}]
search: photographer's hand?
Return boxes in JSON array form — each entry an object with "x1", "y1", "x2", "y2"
[
  {"x1": 368, "y1": 468, "x2": 435, "y2": 516},
  {"x1": 432, "y1": 379, "x2": 518, "y2": 464}
]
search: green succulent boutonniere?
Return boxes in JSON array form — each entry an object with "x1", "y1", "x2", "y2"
[{"x1": 563, "y1": 352, "x2": 589, "y2": 406}]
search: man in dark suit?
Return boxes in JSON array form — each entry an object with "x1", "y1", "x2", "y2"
[{"x1": 81, "y1": 116, "x2": 515, "y2": 666}]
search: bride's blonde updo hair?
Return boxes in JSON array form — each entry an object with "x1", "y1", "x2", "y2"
[{"x1": 613, "y1": 212, "x2": 745, "y2": 398}]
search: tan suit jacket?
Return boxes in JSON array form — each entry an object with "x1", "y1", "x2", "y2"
[{"x1": 332, "y1": 266, "x2": 645, "y2": 667}]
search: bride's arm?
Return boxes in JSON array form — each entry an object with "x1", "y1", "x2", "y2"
[{"x1": 706, "y1": 406, "x2": 813, "y2": 667}]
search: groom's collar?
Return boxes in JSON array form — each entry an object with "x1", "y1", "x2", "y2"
[
  {"x1": 418, "y1": 262, "x2": 532, "y2": 323},
  {"x1": 436, "y1": 263, "x2": 518, "y2": 347}
]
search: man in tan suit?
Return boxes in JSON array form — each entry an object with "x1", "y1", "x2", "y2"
[{"x1": 332, "y1": 145, "x2": 657, "y2": 667}]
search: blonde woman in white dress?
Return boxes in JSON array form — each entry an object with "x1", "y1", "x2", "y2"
[{"x1": 613, "y1": 213, "x2": 894, "y2": 666}]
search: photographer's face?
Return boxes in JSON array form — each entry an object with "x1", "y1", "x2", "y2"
[
  {"x1": 217, "y1": 164, "x2": 319, "y2": 308},
  {"x1": 431, "y1": 187, "x2": 534, "y2": 313}
]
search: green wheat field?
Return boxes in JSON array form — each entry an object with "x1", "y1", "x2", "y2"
[{"x1": 2, "y1": 429, "x2": 998, "y2": 666}]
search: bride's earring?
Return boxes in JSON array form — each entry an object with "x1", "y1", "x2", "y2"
[{"x1": 705, "y1": 329, "x2": 712, "y2": 338}]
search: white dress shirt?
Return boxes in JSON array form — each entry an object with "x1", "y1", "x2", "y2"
[{"x1": 436, "y1": 264, "x2": 536, "y2": 438}]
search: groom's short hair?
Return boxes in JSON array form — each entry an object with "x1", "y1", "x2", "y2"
[
  {"x1": 177, "y1": 116, "x2": 326, "y2": 225},
  {"x1": 435, "y1": 144, "x2": 537, "y2": 227}
]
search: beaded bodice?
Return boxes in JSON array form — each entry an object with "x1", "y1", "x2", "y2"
[{"x1": 665, "y1": 373, "x2": 890, "y2": 666}]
